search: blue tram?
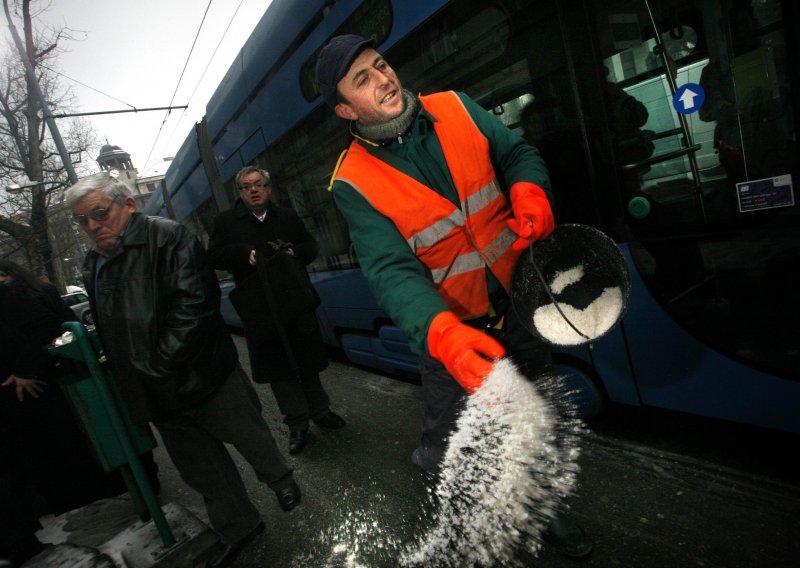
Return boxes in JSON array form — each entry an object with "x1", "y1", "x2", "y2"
[{"x1": 145, "y1": 0, "x2": 799, "y2": 434}]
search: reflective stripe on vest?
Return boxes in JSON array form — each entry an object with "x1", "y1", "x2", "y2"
[{"x1": 336, "y1": 91, "x2": 521, "y2": 318}]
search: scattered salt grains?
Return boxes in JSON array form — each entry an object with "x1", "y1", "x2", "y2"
[
  {"x1": 533, "y1": 286, "x2": 624, "y2": 345},
  {"x1": 290, "y1": 492, "x2": 405, "y2": 568},
  {"x1": 401, "y1": 359, "x2": 583, "y2": 567},
  {"x1": 286, "y1": 362, "x2": 581, "y2": 567}
]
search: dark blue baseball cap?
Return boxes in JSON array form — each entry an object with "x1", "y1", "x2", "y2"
[{"x1": 315, "y1": 34, "x2": 375, "y2": 108}]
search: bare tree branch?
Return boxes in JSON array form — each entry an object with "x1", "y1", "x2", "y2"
[{"x1": 1, "y1": 0, "x2": 98, "y2": 285}]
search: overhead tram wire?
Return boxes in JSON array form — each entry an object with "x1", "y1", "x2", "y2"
[
  {"x1": 40, "y1": 65, "x2": 137, "y2": 110},
  {"x1": 142, "y1": 0, "x2": 214, "y2": 174},
  {"x1": 160, "y1": 0, "x2": 246, "y2": 155}
]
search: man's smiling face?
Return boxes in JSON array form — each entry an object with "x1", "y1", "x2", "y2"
[{"x1": 333, "y1": 48, "x2": 405, "y2": 126}]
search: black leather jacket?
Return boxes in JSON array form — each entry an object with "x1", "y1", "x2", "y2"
[{"x1": 82, "y1": 213, "x2": 238, "y2": 424}]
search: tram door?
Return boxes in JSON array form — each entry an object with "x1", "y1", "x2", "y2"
[{"x1": 583, "y1": 1, "x2": 799, "y2": 398}]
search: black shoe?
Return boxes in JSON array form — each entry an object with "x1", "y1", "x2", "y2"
[
  {"x1": 289, "y1": 429, "x2": 308, "y2": 455},
  {"x1": 206, "y1": 521, "x2": 264, "y2": 568},
  {"x1": 314, "y1": 411, "x2": 346, "y2": 429},
  {"x1": 542, "y1": 511, "x2": 593, "y2": 558},
  {"x1": 275, "y1": 481, "x2": 301, "y2": 512}
]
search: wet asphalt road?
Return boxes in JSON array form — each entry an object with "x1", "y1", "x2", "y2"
[{"x1": 37, "y1": 334, "x2": 800, "y2": 567}]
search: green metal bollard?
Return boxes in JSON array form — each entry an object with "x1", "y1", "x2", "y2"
[{"x1": 48, "y1": 321, "x2": 176, "y2": 549}]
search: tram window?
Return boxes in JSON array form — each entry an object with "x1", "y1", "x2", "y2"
[
  {"x1": 185, "y1": 197, "x2": 219, "y2": 248},
  {"x1": 419, "y1": 6, "x2": 508, "y2": 78},
  {"x1": 466, "y1": 60, "x2": 533, "y2": 125},
  {"x1": 598, "y1": 9, "x2": 708, "y2": 196},
  {"x1": 222, "y1": 177, "x2": 238, "y2": 208},
  {"x1": 619, "y1": 59, "x2": 721, "y2": 198},
  {"x1": 604, "y1": 25, "x2": 698, "y2": 84},
  {"x1": 390, "y1": 4, "x2": 511, "y2": 96},
  {"x1": 251, "y1": 105, "x2": 357, "y2": 274}
]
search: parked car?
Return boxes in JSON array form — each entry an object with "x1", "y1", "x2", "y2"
[{"x1": 61, "y1": 291, "x2": 94, "y2": 325}]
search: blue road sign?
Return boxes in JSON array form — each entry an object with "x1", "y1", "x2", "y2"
[{"x1": 673, "y1": 83, "x2": 705, "y2": 115}]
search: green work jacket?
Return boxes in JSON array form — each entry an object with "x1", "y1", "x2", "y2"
[{"x1": 332, "y1": 92, "x2": 552, "y2": 355}]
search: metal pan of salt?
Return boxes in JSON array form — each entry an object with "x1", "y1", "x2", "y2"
[{"x1": 511, "y1": 224, "x2": 632, "y2": 346}]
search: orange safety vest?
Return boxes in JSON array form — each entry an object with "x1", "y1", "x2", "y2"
[{"x1": 335, "y1": 91, "x2": 521, "y2": 319}]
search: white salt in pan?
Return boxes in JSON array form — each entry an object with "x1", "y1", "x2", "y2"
[
  {"x1": 549, "y1": 265, "x2": 585, "y2": 294},
  {"x1": 401, "y1": 359, "x2": 582, "y2": 567},
  {"x1": 533, "y1": 286, "x2": 623, "y2": 346}
]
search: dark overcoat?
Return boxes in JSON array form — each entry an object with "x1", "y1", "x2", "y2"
[
  {"x1": 0, "y1": 281, "x2": 74, "y2": 380},
  {"x1": 207, "y1": 199, "x2": 328, "y2": 382}
]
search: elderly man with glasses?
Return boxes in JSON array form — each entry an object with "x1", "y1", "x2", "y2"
[
  {"x1": 208, "y1": 165, "x2": 345, "y2": 457},
  {"x1": 65, "y1": 171, "x2": 300, "y2": 568}
]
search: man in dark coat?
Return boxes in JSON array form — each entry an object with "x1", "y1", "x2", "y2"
[
  {"x1": 208, "y1": 166, "x2": 345, "y2": 455},
  {"x1": 65, "y1": 172, "x2": 300, "y2": 568}
]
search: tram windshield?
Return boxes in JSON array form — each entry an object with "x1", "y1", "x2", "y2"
[{"x1": 588, "y1": 0, "x2": 798, "y2": 378}]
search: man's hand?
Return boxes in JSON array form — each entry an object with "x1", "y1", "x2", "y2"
[
  {"x1": 248, "y1": 249, "x2": 257, "y2": 266},
  {"x1": 507, "y1": 182, "x2": 555, "y2": 251},
  {"x1": 427, "y1": 312, "x2": 506, "y2": 393},
  {"x1": 2, "y1": 375, "x2": 46, "y2": 402},
  {"x1": 267, "y1": 240, "x2": 294, "y2": 256}
]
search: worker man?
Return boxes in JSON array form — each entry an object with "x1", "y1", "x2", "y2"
[
  {"x1": 315, "y1": 34, "x2": 592, "y2": 558},
  {"x1": 65, "y1": 172, "x2": 300, "y2": 568}
]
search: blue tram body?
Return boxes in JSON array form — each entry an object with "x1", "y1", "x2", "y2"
[{"x1": 146, "y1": 0, "x2": 800, "y2": 434}]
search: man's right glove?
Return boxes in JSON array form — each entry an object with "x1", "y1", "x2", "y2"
[{"x1": 427, "y1": 311, "x2": 506, "y2": 393}]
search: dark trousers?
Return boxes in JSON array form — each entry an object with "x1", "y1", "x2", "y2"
[
  {"x1": 0, "y1": 382, "x2": 131, "y2": 514},
  {"x1": 417, "y1": 353, "x2": 468, "y2": 473},
  {"x1": 154, "y1": 365, "x2": 292, "y2": 544},
  {"x1": 0, "y1": 476, "x2": 41, "y2": 559},
  {"x1": 269, "y1": 373, "x2": 331, "y2": 432},
  {"x1": 416, "y1": 306, "x2": 551, "y2": 474}
]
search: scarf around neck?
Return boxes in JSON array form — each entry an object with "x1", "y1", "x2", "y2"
[{"x1": 356, "y1": 89, "x2": 420, "y2": 143}]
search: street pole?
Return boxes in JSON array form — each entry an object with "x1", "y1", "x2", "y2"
[{"x1": 3, "y1": 2, "x2": 78, "y2": 184}]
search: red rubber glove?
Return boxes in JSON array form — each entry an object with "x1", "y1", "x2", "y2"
[
  {"x1": 427, "y1": 312, "x2": 506, "y2": 393},
  {"x1": 507, "y1": 182, "x2": 555, "y2": 252}
]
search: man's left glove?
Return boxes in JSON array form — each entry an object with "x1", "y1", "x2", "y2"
[{"x1": 507, "y1": 182, "x2": 555, "y2": 252}]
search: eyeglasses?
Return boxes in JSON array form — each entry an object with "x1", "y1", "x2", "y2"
[
  {"x1": 72, "y1": 202, "x2": 117, "y2": 226},
  {"x1": 239, "y1": 181, "x2": 268, "y2": 191}
]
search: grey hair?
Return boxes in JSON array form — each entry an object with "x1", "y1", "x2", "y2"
[
  {"x1": 234, "y1": 165, "x2": 271, "y2": 187},
  {"x1": 64, "y1": 171, "x2": 132, "y2": 208}
]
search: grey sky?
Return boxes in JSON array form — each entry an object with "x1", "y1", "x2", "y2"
[{"x1": 5, "y1": 0, "x2": 271, "y2": 176}]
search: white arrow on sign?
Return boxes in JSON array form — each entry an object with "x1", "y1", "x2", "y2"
[{"x1": 679, "y1": 88, "x2": 699, "y2": 110}]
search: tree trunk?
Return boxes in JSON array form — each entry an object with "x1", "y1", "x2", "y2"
[{"x1": 1, "y1": 0, "x2": 95, "y2": 290}]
